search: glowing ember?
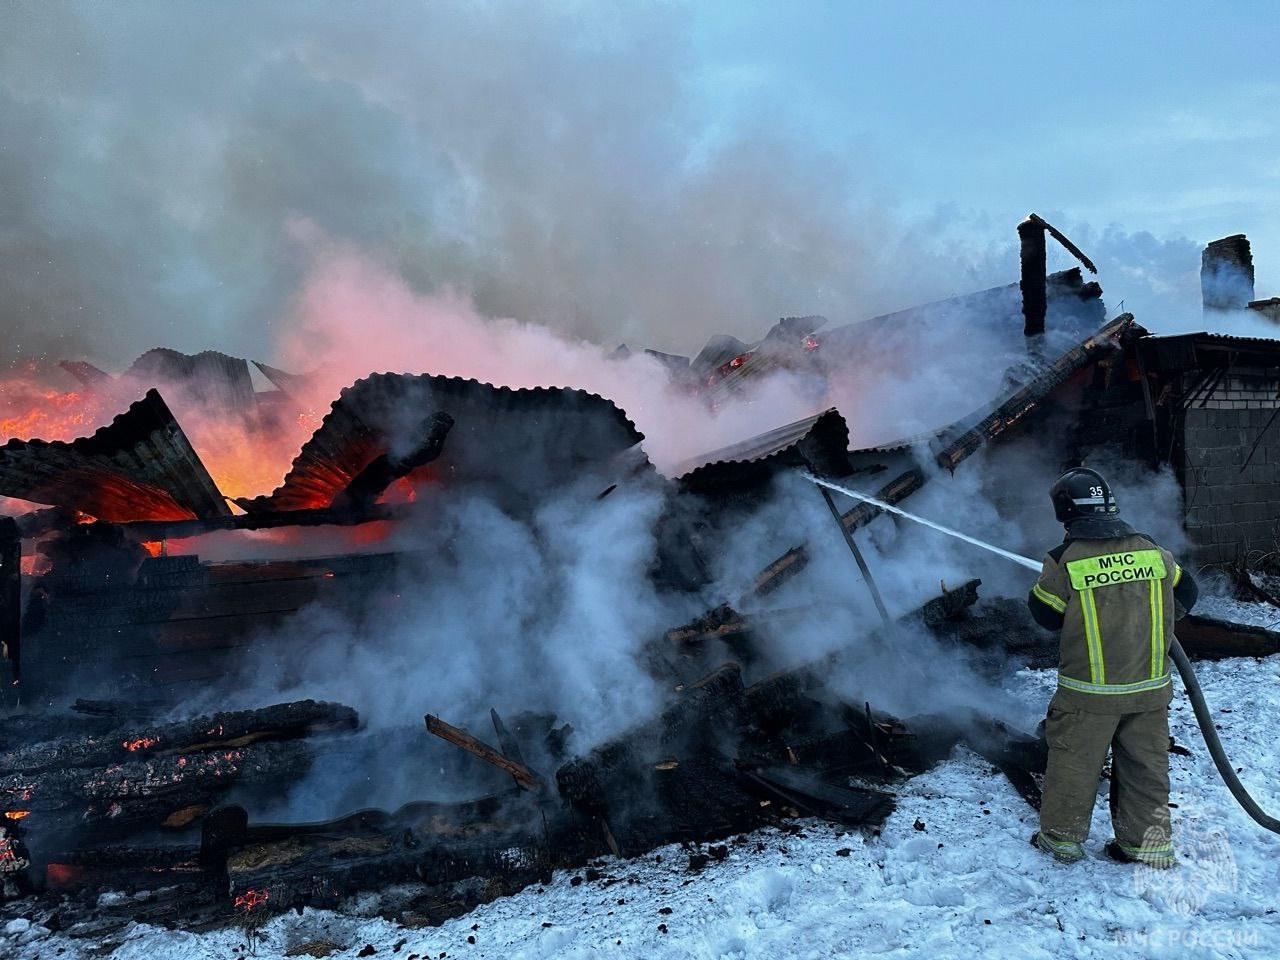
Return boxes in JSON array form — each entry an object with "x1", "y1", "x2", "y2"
[
  {"x1": 141, "y1": 541, "x2": 165, "y2": 558},
  {"x1": 45, "y1": 863, "x2": 85, "y2": 888},
  {"x1": 122, "y1": 736, "x2": 160, "y2": 751},
  {"x1": 3, "y1": 811, "x2": 30, "y2": 821},
  {"x1": 235, "y1": 887, "x2": 270, "y2": 912}
]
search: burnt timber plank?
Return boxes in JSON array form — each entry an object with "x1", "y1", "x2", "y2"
[
  {"x1": 1176, "y1": 614, "x2": 1280, "y2": 660},
  {"x1": 425, "y1": 715, "x2": 542, "y2": 791}
]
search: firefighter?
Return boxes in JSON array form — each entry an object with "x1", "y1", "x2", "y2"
[{"x1": 1027, "y1": 468, "x2": 1198, "y2": 867}]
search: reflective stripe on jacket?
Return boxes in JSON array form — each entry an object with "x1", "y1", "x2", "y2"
[{"x1": 1029, "y1": 533, "x2": 1187, "y2": 714}]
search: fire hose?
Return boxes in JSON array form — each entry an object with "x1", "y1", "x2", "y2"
[{"x1": 805, "y1": 473, "x2": 1280, "y2": 835}]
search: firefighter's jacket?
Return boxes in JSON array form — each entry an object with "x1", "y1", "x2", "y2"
[{"x1": 1027, "y1": 530, "x2": 1199, "y2": 714}]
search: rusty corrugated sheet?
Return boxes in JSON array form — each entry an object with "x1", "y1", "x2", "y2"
[
  {"x1": 123, "y1": 349, "x2": 257, "y2": 414},
  {"x1": 236, "y1": 373, "x2": 646, "y2": 513},
  {"x1": 676, "y1": 409, "x2": 850, "y2": 492},
  {"x1": 0, "y1": 390, "x2": 231, "y2": 521}
]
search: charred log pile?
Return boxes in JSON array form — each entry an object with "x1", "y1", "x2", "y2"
[
  {"x1": 0, "y1": 608, "x2": 1049, "y2": 938},
  {"x1": 0, "y1": 701, "x2": 357, "y2": 902}
]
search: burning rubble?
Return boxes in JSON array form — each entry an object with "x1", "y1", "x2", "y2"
[{"x1": 1, "y1": 226, "x2": 1279, "y2": 941}]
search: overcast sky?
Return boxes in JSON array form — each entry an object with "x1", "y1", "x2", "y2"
[
  {"x1": 695, "y1": 3, "x2": 1278, "y2": 244},
  {"x1": 2, "y1": 1, "x2": 1276, "y2": 367}
]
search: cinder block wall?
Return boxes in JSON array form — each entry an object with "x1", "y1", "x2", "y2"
[{"x1": 1181, "y1": 367, "x2": 1280, "y2": 566}]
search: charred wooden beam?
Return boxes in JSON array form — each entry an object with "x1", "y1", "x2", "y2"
[
  {"x1": 1176, "y1": 613, "x2": 1280, "y2": 660},
  {"x1": 933, "y1": 313, "x2": 1132, "y2": 472},
  {"x1": 742, "y1": 546, "x2": 807, "y2": 602},
  {"x1": 225, "y1": 822, "x2": 557, "y2": 918},
  {"x1": 1, "y1": 740, "x2": 313, "y2": 817},
  {"x1": 0, "y1": 700, "x2": 357, "y2": 776},
  {"x1": 917, "y1": 579, "x2": 982, "y2": 627},
  {"x1": 425, "y1": 715, "x2": 542, "y2": 791},
  {"x1": 330, "y1": 412, "x2": 454, "y2": 512},
  {"x1": 664, "y1": 603, "x2": 746, "y2": 645},
  {"x1": 737, "y1": 767, "x2": 894, "y2": 826}
]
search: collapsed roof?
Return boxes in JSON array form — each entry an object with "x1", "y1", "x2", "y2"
[
  {"x1": 235, "y1": 373, "x2": 647, "y2": 513},
  {"x1": 0, "y1": 390, "x2": 231, "y2": 522}
]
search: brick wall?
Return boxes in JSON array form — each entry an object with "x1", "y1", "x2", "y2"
[{"x1": 1181, "y1": 367, "x2": 1280, "y2": 566}]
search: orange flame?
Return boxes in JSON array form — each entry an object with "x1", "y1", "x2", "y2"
[
  {"x1": 122, "y1": 736, "x2": 160, "y2": 752},
  {"x1": 0, "y1": 389, "x2": 94, "y2": 441},
  {"x1": 3, "y1": 811, "x2": 30, "y2": 821}
]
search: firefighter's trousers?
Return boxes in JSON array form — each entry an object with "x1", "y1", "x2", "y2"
[{"x1": 1039, "y1": 698, "x2": 1171, "y2": 850}]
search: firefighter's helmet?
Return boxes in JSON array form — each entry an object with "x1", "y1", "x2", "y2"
[{"x1": 1050, "y1": 468, "x2": 1119, "y2": 525}]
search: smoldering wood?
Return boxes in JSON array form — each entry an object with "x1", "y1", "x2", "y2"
[
  {"x1": 0, "y1": 740, "x2": 314, "y2": 816},
  {"x1": 918, "y1": 579, "x2": 983, "y2": 627},
  {"x1": 0, "y1": 700, "x2": 357, "y2": 776},
  {"x1": 425, "y1": 715, "x2": 543, "y2": 791}
]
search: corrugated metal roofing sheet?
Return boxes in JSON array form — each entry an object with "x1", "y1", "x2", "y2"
[
  {"x1": 0, "y1": 390, "x2": 231, "y2": 521},
  {"x1": 235, "y1": 373, "x2": 647, "y2": 513},
  {"x1": 1138, "y1": 331, "x2": 1280, "y2": 373},
  {"x1": 123, "y1": 349, "x2": 257, "y2": 414},
  {"x1": 675, "y1": 408, "x2": 850, "y2": 491}
]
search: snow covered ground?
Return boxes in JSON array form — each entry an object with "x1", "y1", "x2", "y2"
[{"x1": 4, "y1": 658, "x2": 1278, "y2": 959}]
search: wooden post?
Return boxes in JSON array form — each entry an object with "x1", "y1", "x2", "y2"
[
  {"x1": 425, "y1": 714, "x2": 542, "y2": 791},
  {"x1": 817, "y1": 488, "x2": 891, "y2": 626}
]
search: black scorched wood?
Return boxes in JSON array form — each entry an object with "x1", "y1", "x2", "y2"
[
  {"x1": 0, "y1": 700, "x2": 357, "y2": 776},
  {"x1": 555, "y1": 663, "x2": 746, "y2": 815},
  {"x1": 1, "y1": 740, "x2": 313, "y2": 818}
]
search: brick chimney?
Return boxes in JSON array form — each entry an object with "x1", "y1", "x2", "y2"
[{"x1": 1202, "y1": 234, "x2": 1255, "y2": 314}]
